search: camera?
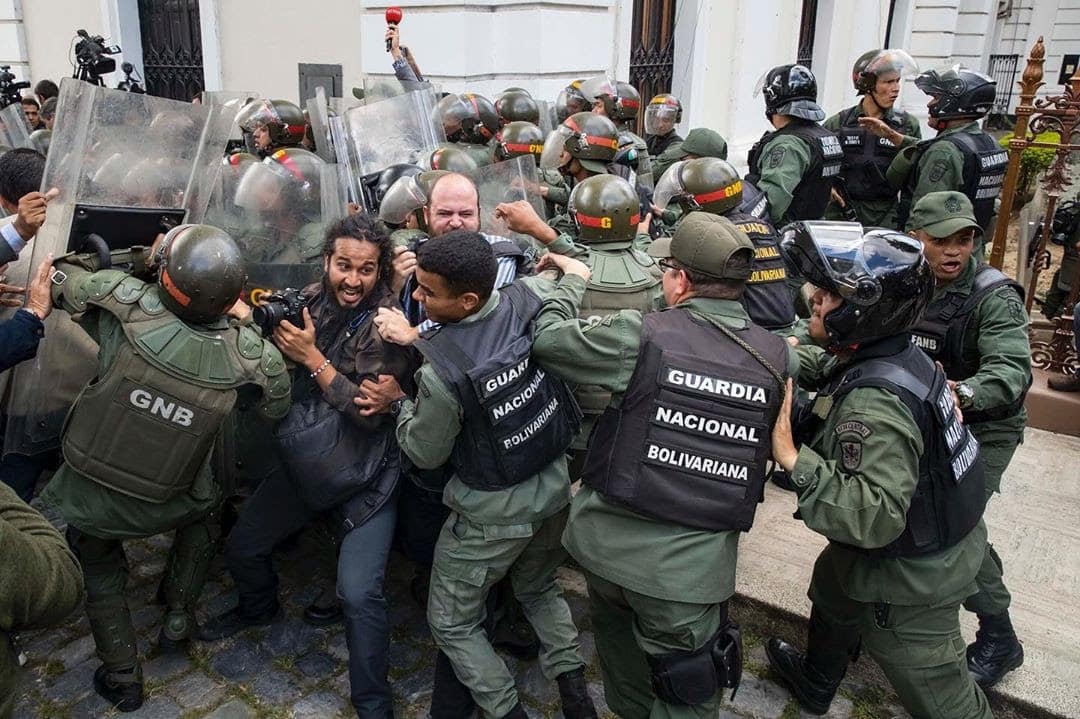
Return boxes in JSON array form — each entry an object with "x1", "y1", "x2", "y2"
[
  {"x1": 252, "y1": 288, "x2": 311, "y2": 337},
  {"x1": 0, "y1": 65, "x2": 30, "y2": 110},
  {"x1": 74, "y1": 29, "x2": 121, "y2": 85}
]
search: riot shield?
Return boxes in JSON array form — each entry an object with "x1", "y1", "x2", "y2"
[
  {"x1": 203, "y1": 90, "x2": 257, "y2": 154},
  {"x1": 471, "y1": 155, "x2": 547, "y2": 248},
  {"x1": 537, "y1": 100, "x2": 557, "y2": 135},
  {"x1": 338, "y1": 87, "x2": 445, "y2": 203},
  {"x1": 306, "y1": 86, "x2": 335, "y2": 162},
  {"x1": 4, "y1": 78, "x2": 235, "y2": 456},
  {"x1": 0, "y1": 103, "x2": 31, "y2": 149}
]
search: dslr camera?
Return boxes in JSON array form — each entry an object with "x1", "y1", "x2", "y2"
[
  {"x1": 252, "y1": 288, "x2": 312, "y2": 337},
  {"x1": 0, "y1": 66, "x2": 30, "y2": 110}
]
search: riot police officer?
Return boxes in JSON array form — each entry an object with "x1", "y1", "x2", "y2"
[
  {"x1": 539, "y1": 112, "x2": 624, "y2": 237},
  {"x1": 42, "y1": 225, "x2": 291, "y2": 712},
  {"x1": 654, "y1": 158, "x2": 796, "y2": 330},
  {"x1": 823, "y1": 49, "x2": 922, "y2": 227},
  {"x1": 236, "y1": 98, "x2": 306, "y2": 157},
  {"x1": 767, "y1": 221, "x2": 992, "y2": 718},
  {"x1": 495, "y1": 89, "x2": 541, "y2": 126},
  {"x1": 652, "y1": 127, "x2": 728, "y2": 184},
  {"x1": 432, "y1": 92, "x2": 501, "y2": 168},
  {"x1": 427, "y1": 145, "x2": 482, "y2": 173},
  {"x1": 889, "y1": 66, "x2": 1006, "y2": 255},
  {"x1": 581, "y1": 78, "x2": 654, "y2": 188},
  {"x1": 555, "y1": 80, "x2": 590, "y2": 123},
  {"x1": 494, "y1": 120, "x2": 570, "y2": 215},
  {"x1": 907, "y1": 191, "x2": 1030, "y2": 687},
  {"x1": 530, "y1": 212, "x2": 796, "y2": 719},
  {"x1": 747, "y1": 64, "x2": 843, "y2": 227},
  {"x1": 644, "y1": 93, "x2": 683, "y2": 159}
]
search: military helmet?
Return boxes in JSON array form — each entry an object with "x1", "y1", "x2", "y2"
[
  {"x1": 433, "y1": 93, "x2": 500, "y2": 144},
  {"x1": 852, "y1": 49, "x2": 919, "y2": 94},
  {"x1": 644, "y1": 93, "x2": 682, "y2": 135},
  {"x1": 568, "y1": 174, "x2": 641, "y2": 243},
  {"x1": 235, "y1": 147, "x2": 325, "y2": 214},
  {"x1": 538, "y1": 112, "x2": 619, "y2": 173},
  {"x1": 495, "y1": 121, "x2": 545, "y2": 162},
  {"x1": 495, "y1": 90, "x2": 540, "y2": 126},
  {"x1": 915, "y1": 66, "x2": 996, "y2": 122},
  {"x1": 379, "y1": 170, "x2": 449, "y2": 227},
  {"x1": 555, "y1": 80, "x2": 590, "y2": 123},
  {"x1": 654, "y1": 158, "x2": 743, "y2": 216},
  {"x1": 611, "y1": 81, "x2": 642, "y2": 123},
  {"x1": 156, "y1": 224, "x2": 247, "y2": 324},
  {"x1": 235, "y1": 99, "x2": 306, "y2": 147},
  {"x1": 376, "y1": 164, "x2": 423, "y2": 205},
  {"x1": 28, "y1": 128, "x2": 51, "y2": 156},
  {"x1": 755, "y1": 64, "x2": 824, "y2": 121},
  {"x1": 427, "y1": 145, "x2": 480, "y2": 173},
  {"x1": 779, "y1": 221, "x2": 933, "y2": 351}
]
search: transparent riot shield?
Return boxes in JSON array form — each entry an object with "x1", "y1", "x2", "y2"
[
  {"x1": 203, "y1": 90, "x2": 257, "y2": 154},
  {"x1": 536, "y1": 100, "x2": 557, "y2": 135},
  {"x1": 0, "y1": 103, "x2": 31, "y2": 149},
  {"x1": 339, "y1": 87, "x2": 445, "y2": 194},
  {"x1": 229, "y1": 154, "x2": 345, "y2": 300},
  {"x1": 306, "y1": 86, "x2": 336, "y2": 163},
  {"x1": 4, "y1": 78, "x2": 235, "y2": 456},
  {"x1": 471, "y1": 155, "x2": 547, "y2": 248}
]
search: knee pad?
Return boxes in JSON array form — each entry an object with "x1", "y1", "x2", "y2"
[{"x1": 645, "y1": 622, "x2": 743, "y2": 706}]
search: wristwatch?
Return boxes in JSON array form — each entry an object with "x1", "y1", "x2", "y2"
[
  {"x1": 955, "y1": 382, "x2": 975, "y2": 410},
  {"x1": 389, "y1": 399, "x2": 404, "y2": 417}
]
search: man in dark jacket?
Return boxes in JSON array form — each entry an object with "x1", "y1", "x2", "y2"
[{"x1": 0, "y1": 254, "x2": 53, "y2": 374}]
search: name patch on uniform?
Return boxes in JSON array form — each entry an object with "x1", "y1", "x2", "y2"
[
  {"x1": 753, "y1": 245, "x2": 780, "y2": 259},
  {"x1": 662, "y1": 367, "x2": 769, "y2": 404},
  {"x1": 834, "y1": 420, "x2": 872, "y2": 438},
  {"x1": 500, "y1": 396, "x2": 560, "y2": 450},
  {"x1": 652, "y1": 404, "x2": 764, "y2": 445},
  {"x1": 480, "y1": 358, "x2": 530, "y2": 399},
  {"x1": 749, "y1": 267, "x2": 786, "y2": 283},
  {"x1": 980, "y1": 151, "x2": 1007, "y2": 170},
  {"x1": 952, "y1": 434, "x2": 980, "y2": 482},
  {"x1": 121, "y1": 380, "x2": 200, "y2": 431},
  {"x1": 910, "y1": 333, "x2": 939, "y2": 353},
  {"x1": 644, "y1": 442, "x2": 750, "y2": 481},
  {"x1": 490, "y1": 368, "x2": 546, "y2": 421}
]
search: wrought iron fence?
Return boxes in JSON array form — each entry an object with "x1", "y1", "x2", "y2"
[{"x1": 988, "y1": 54, "x2": 1020, "y2": 114}]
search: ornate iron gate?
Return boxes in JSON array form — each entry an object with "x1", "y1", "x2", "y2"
[
  {"x1": 629, "y1": 0, "x2": 676, "y2": 132},
  {"x1": 988, "y1": 54, "x2": 1020, "y2": 114},
  {"x1": 137, "y1": 0, "x2": 205, "y2": 101}
]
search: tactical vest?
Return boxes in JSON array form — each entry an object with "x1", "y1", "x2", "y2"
[
  {"x1": 803, "y1": 343, "x2": 986, "y2": 557},
  {"x1": 647, "y1": 131, "x2": 682, "y2": 158},
  {"x1": 582, "y1": 308, "x2": 787, "y2": 532},
  {"x1": 61, "y1": 271, "x2": 287, "y2": 504},
  {"x1": 747, "y1": 122, "x2": 843, "y2": 223},
  {"x1": 909, "y1": 264, "x2": 1030, "y2": 423},
  {"x1": 414, "y1": 282, "x2": 582, "y2": 490},
  {"x1": 897, "y1": 131, "x2": 1007, "y2": 230},
  {"x1": 738, "y1": 179, "x2": 771, "y2": 221},
  {"x1": 727, "y1": 211, "x2": 796, "y2": 330},
  {"x1": 836, "y1": 106, "x2": 909, "y2": 201}
]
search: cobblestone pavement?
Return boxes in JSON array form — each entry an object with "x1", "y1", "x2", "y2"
[{"x1": 11, "y1": 517, "x2": 915, "y2": 719}]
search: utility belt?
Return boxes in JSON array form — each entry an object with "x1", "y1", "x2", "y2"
[{"x1": 646, "y1": 603, "x2": 743, "y2": 705}]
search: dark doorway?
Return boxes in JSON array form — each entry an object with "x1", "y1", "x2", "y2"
[
  {"x1": 798, "y1": 0, "x2": 819, "y2": 68},
  {"x1": 629, "y1": 0, "x2": 676, "y2": 132},
  {"x1": 137, "y1": 0, "x2": 205, "y2": 101}
]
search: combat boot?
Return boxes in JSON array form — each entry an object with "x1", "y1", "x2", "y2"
[
  {"x1": 303, "y1": 584, "x2": 343, "y2": 627},
  {"x1": 498, "y1": 702, "x2": 528, "y2": 719},
  {"x1": 967, "y1": 611, "x2": 1024, "y2": 686},
  {"x1": 1049, "y1": 374, "x2": 1080, "y2": 392},
  {"x1": 556, "y1": 668, "x2": 598, "y2": 719},
  {"x1": 93, "y1": 665, "x2": 143, "y2": 712},
  {"x1": 765, "y1": 638, "x2": 843, "y2": 715},
  {"x1": 197, "y1": 601, "x2": 280, "y2": 641}
]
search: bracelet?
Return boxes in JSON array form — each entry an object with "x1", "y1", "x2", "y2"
[{"x1": 310, "y1": 359, "x2": 332, "y2": 378}]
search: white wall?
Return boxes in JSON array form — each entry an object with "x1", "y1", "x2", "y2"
[
  {"x1": 22, "y1": 0, "x2": 107, "y2": 88},
  {"x1": 0, "y1": 0, "x2": 29, "y2": 84}
]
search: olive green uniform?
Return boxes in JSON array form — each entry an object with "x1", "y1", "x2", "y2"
[
  {"x1": 789, "y1": 344, "x2": 992, "y2": 719},
  {"x1": 652, "y1": 128, "x2": 728, "y2": 185},
  {"x1": 932, "y1": 256, "x2": 1030, "y2": 616},
  {"x1": 396, "y1": 277, "x2": 587, "y2": 718},
  {"x1": 41, "y1": 257, "x2": 291, "y2": 681},
  {"x1": 1, "y1": 483, "x2": 85, "y2": 719},
  {"x1": 531, "y1": 276, "x2": 798, "y2": 719},
  {"x1": 887, "y1": 122, "x2": 996, "y2": 254},
  {"x1": 822, "y1": 106, "x2": 921, "y2": 228}
]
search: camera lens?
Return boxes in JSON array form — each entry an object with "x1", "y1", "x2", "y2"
[{"x1": 251, "y1": 302, "x2": 285, "y2": 336}]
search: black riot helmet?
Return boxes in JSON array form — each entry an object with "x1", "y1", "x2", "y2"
[
  {"x1": 376, "y1": 164, "x2": 422, "y2": 204},
  {"x1": 756, "y1": 64, "x2": 825, "y2": 122},
  {"x1": 434, "y1": 93, "x2": 501, "y2": 144},
  {"x1": 495, "y1": 90, "x2": 540, "y2": 126},
  {"x1": 915, "y1": 66, "x2": 996, "y2": 128},
  {"x1": 156, "y1": 224, "x2": 247, "y2": 324},
  {"x1": 779, "y1": 221, "x2": 934, "y2": 351}
]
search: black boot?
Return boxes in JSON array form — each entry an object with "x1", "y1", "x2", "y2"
[
  {"x1": 498, "y1": 702, "x2": 528, "y2": 719},
  {"x1": 93, "y1": 665, "x2": 143, "y2": 713},
  {"x1": 967, "y1": 612, "x2": 1024, "y2": 687},
  {"x1": 197, "y1": 602, "x2": 279, "y2": 641},
  {"x1": 303, "y1": 584, "x2": 343, "y2": 627},
  {"x1": 765, "y1": 639, "x2": 843, "y2": 715},
  {"x1": 556, "y1": 668, "x2": 598, "y2": 719}
]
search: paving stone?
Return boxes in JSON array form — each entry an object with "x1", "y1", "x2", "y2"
[
  {"x1": 326, "y1": 631, "x2": 349, "y2": 662},
  {"x1": 119, "y1": 694, "x2": 182, "y2": 718},
  {"x1": 132, "y1": 558, "x2": 167, "y2": 581},
  {"x1": 249, "y1": 668, "x2": 304, "y2": 705},
  {"x1": 517, "y1": 659, "x2": 559, "y2": 705},
  {"x1": 260, "y1": 615, "x2": 318, "y2": 656},
  {"x1": 167, "y1": 671, "x2": 227, "y2": 711},
  {"x1": 143, "y1": 651, "x2": 191, "y2": 683},
  {"x1": 53, "y1": 634, "x2": 96, "y2": 669},
  {"x1": 393, "y1": 665, "x2": 434, "y2": 704},
  {"x1": 42, "y1": 657, "x2": 96, "y2": 702},
  {"x1": 296, "y1": 649, "x2": 340, "y2": 679},
  {"x1": 208, "y1": 641, "x2": 271, "y2": 682},
  {"x1": 70, "y1": 690, "x2": 114, "y2": 718},
  {"x1": 389, "y1": 641, "x2": 423, "y2": 671},
  {"x1": 21, "y1": 628, "x2": 69, "y2": 659},
  {"x1": 725, "y1": 673, "x2": 793, "y2": 718},
  {"x1": 332, "y1": 669, "x2": 351, "y2": 695},
  {"x1": 202, "y1": 698, "x2": 257, "y2": 719},
  {"x1": 292, "y1": 690, "x2": 349, "y2": 719}
]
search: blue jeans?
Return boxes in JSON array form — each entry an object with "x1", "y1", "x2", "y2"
[{"x1": 339, "y1": 496, "x2": 397, "y2": 718}]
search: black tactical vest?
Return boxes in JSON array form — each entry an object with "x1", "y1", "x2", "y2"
[
  {"x1": 414, "y1": 282, "x2": 582, "y2": 490},
  {"x1": 836, "y1": 106, "x2": 909, "y2": 201},
  {"x1": 747, "y1": 121, "x2": 843, "y2": 223},
  {"x1": 898, "y1": 131, "x2": 1007, "y2": 230},
  {"x1": 647, "y1": 131, "x2": 683, "y2": 158},
  {"x1": 738, "y1": 179, "x2": 771, "y2": 220},
  {"x1": 805, "y1": 342, "x2": 987, "y2": 558},
  {"x1": 909, "y1": 265, "x2": 1030, "y2": 423},
  {"x1": 727, "y1": 211, "x2": 796, "y2": 330},
  {"x1": 582, "y1": 307, "x2": 787, "y2": 532}
]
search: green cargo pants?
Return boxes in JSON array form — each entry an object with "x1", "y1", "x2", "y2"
[{"x1": 427, "y1": 508, "x2": 584, "y2": 718}]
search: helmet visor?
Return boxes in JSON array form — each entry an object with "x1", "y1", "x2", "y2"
[
  {"x1": 539, "y1": 125, "x2": 574, "y2": 169},
  {"x1": 865, "y1": 49, "x2": 919, "y2": 81},
  {"x1": 236, "y1": 99, "x2": 281, "y2": 132},
  {"x1": 781, "y1": 221, "x2": 889, "y2": 306},
  {"x1": 914, "y1": 65, "x2": 966, "y2": 98},
  {"x1": 555, "y1": 88, "x2": 589, "y2": 121},
  {"x1": 433, "y1": 95, "x2": 477, "y2": 138},
  {"x1": 579, "y1": 74, "x2": 617, "y2": 103},
  {"x1": 651, "y1": 160, "x2": 688, "y2": 210},
  {"x1": 644, "y1": 105, "x2": 678, "y2": 135},
  {"x1": 378, "y1": 174, "x2": 428, "y2": 225},
  {"x1": 234, "y1": 161, "x2": 287, "y2": 212}
]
